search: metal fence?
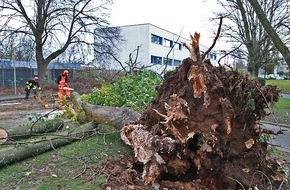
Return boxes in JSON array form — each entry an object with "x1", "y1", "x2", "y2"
[{"x1": 0, "y1": 68, "x2": 76, "y2": 96}]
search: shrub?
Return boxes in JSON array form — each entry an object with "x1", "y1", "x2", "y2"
[
  {"x1": 257, "y1": 77, "x2": 266, "y2": 86},
  {"x1": 87, "y1": 70, "x2": 163, "y2": 111}
]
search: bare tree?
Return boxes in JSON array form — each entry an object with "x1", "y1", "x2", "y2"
[
  {"x1": 0, "y1": 34, "x2": 34, "y2": 61},
  {"x1": 216, "y1": 0, "x2": 289, "y2": 76},
  {"x1": 247, "y1": 0, "x2": 290, "y2": 69},
  {"x1": 0, "y1": 0, "x2": 122, "y2": 79},
  {"x1": 109, "y1": 45, "x2": 156, "y2": 75}
]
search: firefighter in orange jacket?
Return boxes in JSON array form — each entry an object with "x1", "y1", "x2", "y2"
[{"x1": 56, "y1": 70, "x2": 70, "y2": 98}]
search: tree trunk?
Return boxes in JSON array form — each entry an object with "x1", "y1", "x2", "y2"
[
  {"x1": 0, "y1": 122, "x2": 97, "y2": 168},
  {"x1": 6, "y1": 119, "x2": 64, "y2": 139},
  {"x1": 71, "y1": 91, "x2": 88, "y2": 123},
  {"x1": 82, "y1": 102, "x2": 141, "y2": 130},
  {"x1": 248, "y1": 0, "x2": 290, "y2": 68},
  {"x1": 36, "y1": 60, "x2": 47, "y2": 80}
]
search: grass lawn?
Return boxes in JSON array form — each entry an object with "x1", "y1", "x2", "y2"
[
  {"x1": 266, "y1": 79, "x2": 290, "y2": 93},
  {"x1": 0, "y1": 124, "x2": 131, "y2": 190},
  {"x1": 263, "y1": 97, "x2": 290, "y2": 125},
  {"x1": 262, "y1": 79, "x2": 290, "y2": 125}
]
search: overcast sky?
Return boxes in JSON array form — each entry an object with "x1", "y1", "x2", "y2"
[{"x1": 109, "y1": 0, "x2": 225, "y2": 48}]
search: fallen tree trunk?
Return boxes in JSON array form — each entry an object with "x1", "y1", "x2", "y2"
[
  {"x1": 0, "y1": 122, "x2": 98, "y2": 168},
  {"x1": 82, "y1": 102, "x2": 141, "y2": 130},
  {"x1": 71, "y1": 91, "x2": 87, "y2": 123},
  {"x1": 69, "y1": 90, "x2": 141, "y2": 128},
  {"x1": 5, "y1": 119, "x2": 64, "y2": 139}
]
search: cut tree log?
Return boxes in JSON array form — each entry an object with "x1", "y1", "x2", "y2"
[
  {"x1": 0, "y1": 128, "x2": 8, "y2": 144},
  {"x1": 120, "y1": 32, "x2": 284, "y2": 189},
  {"x1": 0, "y1": 121, "x2": 98, "y2": 168}
]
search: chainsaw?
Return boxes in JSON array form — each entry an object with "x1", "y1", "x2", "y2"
[{"x1": 62, "y1": 87, "x2": 74, "y2": 91}]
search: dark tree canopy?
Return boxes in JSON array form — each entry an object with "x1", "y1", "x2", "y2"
[{"x1": 0, "y1": 0, "x2": 122, "y2": 79}]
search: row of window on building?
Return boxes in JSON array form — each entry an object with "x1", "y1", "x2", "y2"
[
  {"x1": 151, "y1": 55, "x2": 181, "y2": 66},
  {"x1": 151, "y1": 34, "x2": 183, "y2": 50},
  {"x1": 151, "y1": 34, "x2": 183, "y2": 66},
  {"x1": 150, "y1": 33, "x2": 217, "y2": 66}
]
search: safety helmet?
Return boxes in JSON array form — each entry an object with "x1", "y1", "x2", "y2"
[
  {"x1": 63, "y1": 70, "x2": 69, "y2": 75},
  {"x1": 34, "y1": 76, "x2": 39, "y2": 81}
]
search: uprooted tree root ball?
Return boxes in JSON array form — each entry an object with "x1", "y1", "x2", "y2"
[{"x1": 118, "y1": 33, "x2": 287, "y2": 189}]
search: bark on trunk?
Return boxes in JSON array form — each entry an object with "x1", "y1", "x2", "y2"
[
  {"x1": 0, "y1": 122, "x2": 97, "y2": 167},
  {"x1": 6, "y1": 119, "x2": 64, "y2": 139},
  {"x1": 71, "y1": 91, "x2": 88, "y2": 123},
  {"x1": 248, "y1": 0, "x2": 290, "y2": 68},
  {"x1": 82, "y1": 102, "x2": 141, "y2": 130}
]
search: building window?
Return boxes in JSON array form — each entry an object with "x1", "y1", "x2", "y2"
[
  {"x1": 164, "y1": 38, "x2": 173, "y2": 47},
  {"x1": 209, "y1": 53, "x2": 217, "y2": 60},
  {"x1": 163, "y1": 57, "x2": 173, "y2": 65},
  {"x1": 151, "y1": 55, "x2": 162, "y2": 65},
  {"x1": 174, "y1": 42, "x2": 182, "y2": 50},
  {"x1": 173, "y1": 60, "x2": 181, "y2": 66},
  {"x1": 151, "y1": 34, "x2": 163, "y2": 45}
]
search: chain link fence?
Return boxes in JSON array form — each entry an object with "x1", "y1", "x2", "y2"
[{"x1": 0, "y1": 60, "x2": 79, "y2": 95}]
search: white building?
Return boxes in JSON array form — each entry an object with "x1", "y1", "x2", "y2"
[{"x1": 95, "y1": 23, "x2": 217, "y2": 74}]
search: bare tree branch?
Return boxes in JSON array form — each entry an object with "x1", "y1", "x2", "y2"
[
  {"x1": 202, "y1": 17, "x2": 223, "y2": 61},
  {"x1": 0, "y1": 0, "x2": 122, "y2": 79}
]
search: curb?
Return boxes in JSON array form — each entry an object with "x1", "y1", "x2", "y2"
[{"x1": 261, "y1": 120, "x2": 290, "y2": 129}]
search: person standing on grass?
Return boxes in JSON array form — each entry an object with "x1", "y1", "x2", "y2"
[
  {"x1": 56, "y1": 70, "x2": 70, "y2": 98},
  {"x1": 24, "y1": 76, "x2": 41, "y2": 99}
]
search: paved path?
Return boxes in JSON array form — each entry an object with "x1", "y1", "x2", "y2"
[
  {"x1": 0, "y1": 94, "x2": 25, "y2": 101},
  {"x1": 281, "y1": 93, "x2": 290, "y2": 99},
  {"x1": 261, "y1": 123, "x2": 290, "y2": 153}
]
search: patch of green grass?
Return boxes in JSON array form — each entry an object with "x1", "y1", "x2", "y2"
[
  {"x1": 267, "y1": 146, "x2": 283, "y2": 156},
  {"x1": 264, "y1": 97, "x2": 290, "y2": 125},
  {"x1": 0, "y1": 125, "x2": 131, "y2": 190},
  {"x1": 263, "y1": 80, "x2": 290, "y2": 124},
  {"x1": 274, "y1": 97, "x2": 290, "y2": 111},
  {"x1": 266, "y1": 80, "x2": 290, "y2": 93}
]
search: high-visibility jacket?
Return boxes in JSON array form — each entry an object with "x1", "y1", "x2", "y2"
[
  {"x1": 57, "y1": 73, "x2": 70, "y2": 97},
  {"x1": 25, "y1": 80, "x2": 41, "y2": 91},
  {"x1": 57, "y1": 74, "x2": 68, "y2": 86}
]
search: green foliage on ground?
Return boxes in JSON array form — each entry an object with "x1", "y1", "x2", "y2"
[
  {"x1": 0, "y1": 125, "x2": 131, "y2": 190},
  {"x1": 266, "y1": 79, "x2": 290, "y2": 93},
  {"x1": 87, "y1": 71, "x2": 163, "y2": 111}
]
